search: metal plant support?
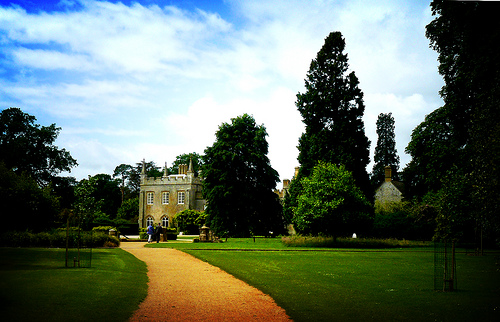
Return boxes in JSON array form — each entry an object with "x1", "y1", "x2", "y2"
[
  {"x1": 434, "y1": 240, "x2": 457, "y2": 291},
  {"x1": 65, "y1": 215, "x2": 93, "y2": 268}
]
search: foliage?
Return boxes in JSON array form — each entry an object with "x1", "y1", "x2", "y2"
[
  {"x1": 403, "y1": 0, "x2": 500, "y2": 244},
  {"x1": 173, "y1": 209, "x2": 206, "y2": 234},
  {"x1": 373, "y1": 201, "x2": 434, "y2": 240},
  {"x1": 126, "y1": 160, "x2": 162, "y2": 195},
  {"x1": 168, "y1": 152, "x2": 203, "y2": 176},
  {"x1": 116, "y1": 197, "x2": 139, "y2": 222},
  {"x1": 0, "y1": 162, "x2": 60, "y2": 232},
  {"x1": 0, "y1": 230, "x2": 120, "y2": 247},
  {"x1": 113, "y1": 163, "x2": 133, "y2": 203},
  {"x1": 292, "y1": 161, "x2": 372, "y2": 238},
  {"x1": 203, "y1": 114, "x2": 283, "y2": 237},
  {"x1": 371, "y1": 112, "x2": 400, "y2": 187},
  {"x1": 0, "y1": 107, "x2": 77, "y2": 186},
  {"x1": 281, "y1": 235, "x2": 430, "y2": 248},
  {"x1": 294, "y1": 31, "x2": 371, "y2": 200},
  {"x1": 73, "y1": 174, "x2": 121, "y2": 227}
]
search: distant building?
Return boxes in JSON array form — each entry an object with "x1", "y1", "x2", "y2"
[
  {"x1": 374, "y1": 166, "x2": 404, "y2": 208},
  {"x1": 274, "y1": 167, "x2": 299, "y2": 201},
  {"x1": 138, "y1": 159, "x2": 205, "y2": 229}
]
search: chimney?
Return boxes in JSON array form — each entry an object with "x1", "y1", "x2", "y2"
[
  {"x1": 294, "y1": 167, "x2": 299, "y2": 178},
  {"x1": 178, "y1": 164, "x2": 187, "y2": 175},
  {"x1": 283, "y1": 179, "x2": 291, "y2": 189},
  {"x1": 384, "y1": 166, "x2": 392, "y2": 182}
]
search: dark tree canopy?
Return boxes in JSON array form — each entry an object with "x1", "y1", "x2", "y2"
[
  {"x1": 0, "y1": 107, "x2": 77, "y2": 186},
  {"x1": 295, "y1": 31, "x2": 371, "y2": 199},
  {"x1": 202, "y1": 114, "x2": 283, "y2": 237},
  {"x1": 168, "y1": 152, "x2": 203, "y2": 177},
  {"x1": 127, "y1": 160, "x2": 161, "y2": 195},
  {"x1": 404, "y1": 0, "x2": 500, "y2": 243},
  {"x1": 0, "y1": 162, "x2": 59, "y2": 232},
  {"x1": 371, "y1": 113, "x2": 400, "y2": 186}
]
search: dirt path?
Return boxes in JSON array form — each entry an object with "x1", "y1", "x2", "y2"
[{"x1": 120, "y1": 242, "x2": 292, "y2": 321}]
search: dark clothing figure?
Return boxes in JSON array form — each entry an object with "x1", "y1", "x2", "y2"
[{"x1": 155, "y1": 224, "x2": 162, "y2": 243}]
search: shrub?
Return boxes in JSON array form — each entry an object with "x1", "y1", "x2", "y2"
[
  {"x1": 139, "y1": 228, "x2": 148, "y2": 239},
  {"x1": 0, "y1": 231, "x2": 120, "y2": 248},
  {"x1": 281, "y1": 235, "x2": 430, "y2": 248}
]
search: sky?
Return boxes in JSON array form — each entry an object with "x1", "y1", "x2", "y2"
[{"x1": 0, "y1": 0, "x2": 444, "y2": 188}]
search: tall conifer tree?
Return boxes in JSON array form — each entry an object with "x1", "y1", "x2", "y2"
[
  {"x1": 371, "y1": 113, "x2": 400, "y2": 186},
  {"x1": 294, "y1": 31, "x2": 371, "y2": 199}
]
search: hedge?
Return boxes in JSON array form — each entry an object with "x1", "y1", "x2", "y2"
[{"x1": 0, "y1": 231, "x2": 120, "y2": 248}]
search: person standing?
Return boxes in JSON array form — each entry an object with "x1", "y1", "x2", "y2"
[
  {"x1": 155, "y1": 223, "x2": 162, "y2": 243},
  {"x1": 147, "y1": 223, "x2": 154, "y2": 243}
]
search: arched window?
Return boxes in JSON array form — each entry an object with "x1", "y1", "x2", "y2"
[
  {"x1": 162, "y1": 216, "x2": 169, "y2": 227},
  {"x1": 146, "y1": 216, "x2": 154, "y2": 227}
]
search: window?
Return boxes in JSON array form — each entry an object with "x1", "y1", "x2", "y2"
[
  {"x1": 178, "y1": 191, "x2": 185, "y2": 204},
  {"x1": 162, "y1": 192, "x2": 169, "y2": 205},
  {"x1": 146, "y1": 216, "x2": 154, "y2": 227},
  {"x1": 147, "y1": 192, "x2": 154, "y2": 205},
  {"x1": 162, "y1": 216, "x2": 169, "y2": 227}
]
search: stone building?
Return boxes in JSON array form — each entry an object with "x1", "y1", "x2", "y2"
[
  {"x1": 274, "y1": 167, "x2": 299, "y2": 201},
  {"x1": 374, "y1": 166, "x2": 404, "y2": 208},
  {"x1": 138, "y1": 159, "x2": 205, "y2": 229}
]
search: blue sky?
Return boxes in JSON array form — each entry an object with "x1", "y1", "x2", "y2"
[{"x1": 0, "y1": 0, "x2": 443, "y2": 186}]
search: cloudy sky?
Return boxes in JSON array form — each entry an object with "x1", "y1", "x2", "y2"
[{"x1": 0, "y1": 0, "x2": 443, "y2": 187}]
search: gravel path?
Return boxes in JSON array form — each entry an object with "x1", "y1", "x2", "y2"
[{"x1": 121, "y1": 242, "x2": 292, "y2": 321}]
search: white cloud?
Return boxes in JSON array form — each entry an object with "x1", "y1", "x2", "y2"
[{"x1": 0, "y1": 0, "x2": 443, "y2": 185}]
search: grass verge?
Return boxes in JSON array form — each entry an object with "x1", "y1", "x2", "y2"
[{"x1": 0, "y1": 248, "x2": 148, "y2": 322}]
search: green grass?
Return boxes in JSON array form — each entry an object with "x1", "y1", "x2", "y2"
[
  {"x1": 0, "y1": 248, "x2": 148, "y2": 322},
  {"x1": 150, "y1": 238, "x2": 500, "y2": 321}
]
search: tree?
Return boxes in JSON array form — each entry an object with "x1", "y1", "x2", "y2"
[
  {"x1": 202, "y1": 114, "x2": 283, "y2": 237},
  {"x1": 293, "y1": 161, "x2": 372, "y2": 238},
  {"x1": 295, "y1": 32, "x2": 371, "y2": 199},
  {"x1": 0, "y1": 108, "x2": 77, "y2": 186},
  {"x1": 404, "y1": 0, "x2": 500, "y2": 244},
  {"x1": 0, "y1": 162, "x2": 59, "y2": 232},
  {"x1": 74, "y1": 174, "x2": 121, "y2": 227},
  {"x1": 173, "y1": 209, "x2": 206, "y2": 235},
  {"x1": 127, "y1": 161, "x2": 161, "y2": 195},
  {"x1": 116, "y1": 197, "x2": 139, "y2": 223},
  {"x1": 113, "y1": 164, "x2": 133, "y2": 204},
  {"x1": 371, "y1": 113, "x2": 400, "y2": 186},
  {"x1": 168, "y1": 153, "x2": 203, "y2": 176}
]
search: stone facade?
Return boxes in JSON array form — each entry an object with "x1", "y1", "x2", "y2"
[
  {"x1": 374, "y1": 166, "x2": 404, "y2": 208},
  {"x1": 138, "y1": 159, "x2": 205, "y2": 229}
]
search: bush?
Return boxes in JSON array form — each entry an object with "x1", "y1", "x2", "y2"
[
  {"x1": 139, "y1": 228, "x2": 148, "y2": 239},
  {"x1": 281, "y1": 235, "x2": 430, "y2": 248},
  {"x1": 92, "y1": 226, "x2": 119, "y2": 234},
  {"x1": 0, "y1": 231, "x2": 120, "y2": 248}
]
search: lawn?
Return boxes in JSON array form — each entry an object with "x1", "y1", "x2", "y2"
[
  {"x1": 0, "y1": 248, "x2": 148, "y2": 322},
  {"x1": 150, "y1": 238, "x2": 500, "y2": 322}
]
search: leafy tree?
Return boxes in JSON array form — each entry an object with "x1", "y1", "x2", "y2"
[
  {"x1": 371, "y1": 113, "x2": 400, "y2": 187},
  {"x1": 293, "y1": 161, "x2": 372, "y2": 238},
  {"x1": 113, "y1": 164, "x2": 133, "y2": 204},
  {"x1": 0, "y1": 162, "x2": 59, "y2": 232},
  {"x1": 404, "y1": 0, "x2": 500, "y2": 244},
  {"x1": 116, "y1": 197, "x2": 139, "y2": 223},
  {"x1": 127, "y1": 161, "x2": 161, "y2": 195},
  {"x1": 202, "y1": 114, "x2": 283, "y2": 237},
  {"x1": 74, "y1": 174, "x2": 121, "y2": 227},
  {"x1": 168, "y1": 153, "x2": 203, "y2": 176},
  {"x1": 0, "y1": 107, "x2": 77, "y2": 186},
  {"x1": 173, "y1": 209, "x2": 206, "y2": 234},
  {"x1": 294, "y1": 32, "x2": 371, "y2": 199}
]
